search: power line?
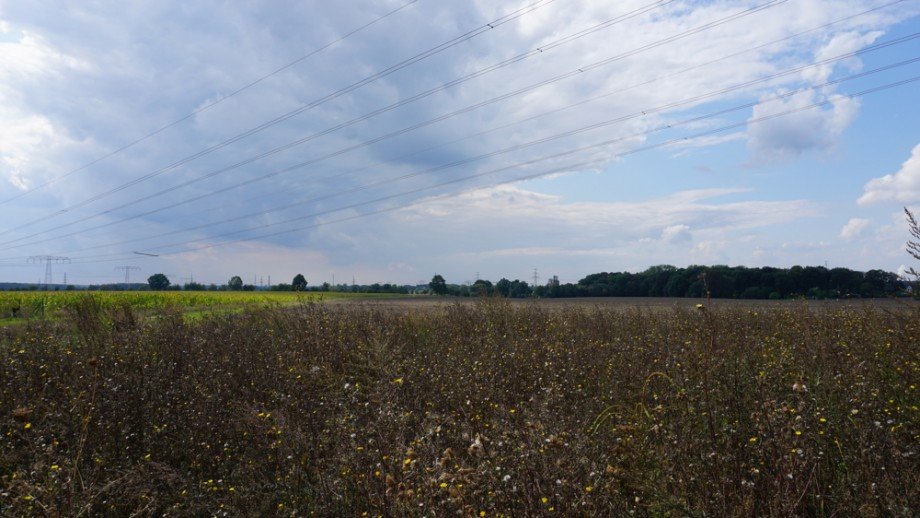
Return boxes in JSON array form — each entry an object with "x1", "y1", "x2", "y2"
[
  {"x1": 0, "y1": 0, "x2": 560, "y2": 236},
  {"x1": 136, "y1": 2, "x2": 909, "y2": 234},
  {"x1": 131, "y1": 75, "x2": 920, "y2": 258},
  {"x1": 2, "y1": 0, "x2": 791, "y2": 245},
  {"x1": 137, "y1": 74, "x2": 916, "y2": 260},
  {"x1": 27, "y1": 256, "x2": 71, "y2": 287},
  {"x1": 0, "y1": 0, "x2": 422, "y2": 206},
  {"x1": 92, "y1": 58, "x2": 916, "y2": 253},
  {"x1": 10, "y1": 45, "x2": 918, "y2": 255},
  {"x1": 8, "y1": 60, "x2": 919, "y2": 261},
  {"x1": 1, "y1": 0, "x2": 660, "y2": 237},
  {"x1": 37, "y1": 73, "x2": 920, "y2": 264},
  {"x1": 115, "y1": 265, "x2": 141, "y2": 289}
]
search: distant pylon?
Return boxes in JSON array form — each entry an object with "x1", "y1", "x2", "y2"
[
  {"x1": 28, "y1": 256, "x2": 70, "y2": 288},
  {"x1": 115, "y1": 266, "x2": 141, "y2": 289}
]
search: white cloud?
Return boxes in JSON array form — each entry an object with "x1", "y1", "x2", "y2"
[
  {"x1": 746, "y1": 89, "x2": 860, "y2": 164},
  {"x1": 0, "y1": 30, "x2": 87, "y2": 190},
  {"x1": 839, "y1": 217, "x2": 870, "y2": 239},
  {"x1": 803, "y1": 30, "x2": 882, "y2": 84},
  {"x1": 858, "y1": 143, "x2": 920, "y2": 205},
  {"x1": 0, "y1": 0, "x2": 914, "y2": 282},
  {"x1": 359, "y1": 183, "x2": 817, "y2": 280},
  {"x1": 661, "y1": 224, "x2": 691, "y2": 243}
]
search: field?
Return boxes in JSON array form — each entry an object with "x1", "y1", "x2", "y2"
[
  {"x1": 0, "y1": 290, "x2": 397, "y2": 326},
  {"x1": 1, "y1": 296, "x2": 917, "y2": 515}
]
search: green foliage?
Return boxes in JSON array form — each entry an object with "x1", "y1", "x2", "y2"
[
  {"x1": 562, "y1": 265, "x2": 902, "y2": 299},
  {"x1": 428, "y1": 274, "x2": 447, "y2": 295},
  {"x1": 227, "y1": 276, "x2": 244, "y2": 291},
  {"x1": 0, "y1": 291, "x2": 384, "y2": 321},
  {"x1": 147, "y1": 273, "x2": 170, "y2": 290},
  {"x1": 292, "y1": 274, "x2": 307, "y2": 291}
]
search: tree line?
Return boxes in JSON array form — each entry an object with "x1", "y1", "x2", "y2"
[{"x1": 430, "y1": 265, "x2": 905, "y2": 299}]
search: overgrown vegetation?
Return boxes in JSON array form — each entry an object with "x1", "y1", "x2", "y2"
[{"x1": 1, "y1": 297, "x2": 917, "y2": 515}]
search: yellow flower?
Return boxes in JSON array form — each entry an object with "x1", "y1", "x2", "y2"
[
  {"x1": 748, "y1": 437, "x2": 757, "y2": 443},
  {"x1": 439, "y1": 482, "x2": 448, "y2": 489},
  {"x1": 541, "y1": 497, "x2": 549, "y2": 504},
  {"x1": 585, "y1": 485, "x2": 593, "y2": 492},
  {"x1": 394, "y1": 378, "x2": 404, "y2": 385},
  {"x1": 24, "y1": 422, "x2": 31, "y2": 430}
]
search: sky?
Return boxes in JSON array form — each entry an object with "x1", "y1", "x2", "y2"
[{"x1": 0, "y1": 0, "x2": 919, "y2": 287}]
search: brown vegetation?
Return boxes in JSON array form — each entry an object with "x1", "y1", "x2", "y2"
[{"x1": 1, "y1": 297, "x2": 917, "y2": 515}]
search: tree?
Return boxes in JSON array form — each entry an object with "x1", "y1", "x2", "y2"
[
  {"x1": 228, "y1": 276, "x2": 244, "y2": 291},
  {"x1": 429, "y1": 274, "x2": 447, "y2": 295},
  {"x1": 147, "y1": 273, "x2": 170, "y2": 290},
  {"x1": 292, "y1": 274, "x2": 307, "y2": 291},
  {"x1": 472, "y1": 279, "x2": 492, "y2": 296}
]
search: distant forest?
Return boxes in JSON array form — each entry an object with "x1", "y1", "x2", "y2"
[
  {"x1": 2, "y1": 264, "x2": 909, "y2": 299},
  {"x1": 451, "y1": 265, "x2": 906, "y2": 299}
]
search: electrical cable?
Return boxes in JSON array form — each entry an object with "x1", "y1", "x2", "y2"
[
  {"x1": 0, "y1": 0, "x2": 561, "y2": 234},
  {"x1": 0, "y1": 0, "x2": 421, "y2": 206},
  {"x1": 26, "y1": 71, "x2": 918, "y2": 263},
  {"x1": 2, "y1": 0, "x2": 790, "y2": 243},
  {"x1": 4, "y1": 30, "x2": 916, "y2": 251}
]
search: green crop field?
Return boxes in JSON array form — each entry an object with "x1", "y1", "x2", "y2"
[
  {"x1": 0, "y1": 290, "x2": 401, "y2": 325},
  {"x1": 1, "y1": 297, "x2": 917, "y2": 516}
]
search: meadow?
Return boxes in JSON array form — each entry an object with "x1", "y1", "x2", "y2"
[{"x1": 1, "y1": 296, "x2": 917, "y2": 516}]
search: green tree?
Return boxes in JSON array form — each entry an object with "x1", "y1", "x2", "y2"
[
  {"x1": 292, "y1": 274, "x2": 307, "y2": 291},
  {"x1": 228, "y1": 276, "x2": 244, "y2": 291},
  {"x1": 147, "y1": 273, "x2": 170, "y2": 290},
  {"x1": 429, "y1": 274, "x2": 447, "y2": 295},
  {"x1": 472, "y1": 279, "x2": 492, "y2": 296}
]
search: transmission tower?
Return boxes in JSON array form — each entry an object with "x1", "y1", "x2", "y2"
[
  {"x1": 28, "y1": 256, "x2": 70, "y2": 288},
  {"x1": 115, "y1": 266, "x2": 141, "y2": 290}
]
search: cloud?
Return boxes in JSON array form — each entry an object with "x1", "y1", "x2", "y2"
[
  {"x1": 858, "y1": 143, "x2": 920, "y2": 205},
  {"x1": 362, "y1": 183, "x2": 817, "y2": 280},
  {"x1": 802, "y1": 30, "x2": 882, "y2": 84},
  {"x1": 743, "y1": 24, "x2": 887, "y2": 165},
  {"x1": 0, "y1": 0, "x2": 914, "y2": 282},
  {"x1": 661, "y1": 224, "x2": 691, "y2": 243},
  {"x1": 746, "y1": 89, "x2": 860, "y2": 164},
  {"x1": 0, "y1": 30, "x2": 87, "y2": 190},
  {"x1": 839, "y1": 217, "x2": 869, "y2": 239}
]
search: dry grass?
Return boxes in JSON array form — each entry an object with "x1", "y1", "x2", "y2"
[{"x1": 1, "y1": 296, "x2": 917, "y2": 516}]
